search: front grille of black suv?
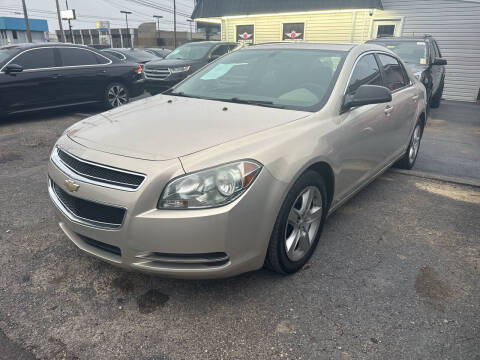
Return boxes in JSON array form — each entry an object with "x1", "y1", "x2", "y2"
[
  {"x1": 56, "y1": 148, "x2": 145, "y2": 190},
  {"x1": 52, "y1": 181, "x2": 126, "y2": 228}
]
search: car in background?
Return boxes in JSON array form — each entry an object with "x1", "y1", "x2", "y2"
[
  {"x1": 102, "y1": 48, "x2": 158, "y2": 66},
  {"x1": 367, "y1": 35, "x2": 447, "y2": 109},
  {"x1": 144, "y1": 48, "x2": 171, "y2": 58},
  {"x1": 0, "y1": 43, "x2": 145, "y2": 116},
  {"x1": 48, "y1": 42, "x2": 426, "y2": 278},
  {"x1": 144, "y1": 41, "x2": 238, "y2": 94}
]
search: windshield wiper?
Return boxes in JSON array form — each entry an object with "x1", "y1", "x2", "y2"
[{"x1": 224, "y1": 97, "x2": 285, "y2": 109}]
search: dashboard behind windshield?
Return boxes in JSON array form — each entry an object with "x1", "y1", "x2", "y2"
[{"x1": 170, "y1": 48, "x2": 346, "y2": 112}]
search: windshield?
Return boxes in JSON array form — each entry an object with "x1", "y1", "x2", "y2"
[
  {"x1": 376, "y1": 41, "x2": 428, "y2": 65},
  {"x1": 169, "y1": 48, "x2": 346, "y2": 112},
  {"x1": 165, "y1": 43, "x2": 213, "y2": 60}
]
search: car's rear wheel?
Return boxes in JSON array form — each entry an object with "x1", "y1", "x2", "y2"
[
  {"x1": 394, "y1": 122, "x2": 423, "y2": 170},
  {"x1": 265, "y1": 171, "x2": 328, "y2": 274},
  {"x1": 430, "y1": 77, "x2": 444, "y2": 108},
  {"x1": 104, "y1": 82, "x2": 129, "y2": 109}
]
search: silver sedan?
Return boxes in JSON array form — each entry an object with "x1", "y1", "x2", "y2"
[{"x1": 48, "y1": 42, "x2": 427, "y2": 278}]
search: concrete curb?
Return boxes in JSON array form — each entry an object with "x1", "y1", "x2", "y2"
[{"x1": 389, "y1": 168, "x2": 480, "y2": 188}]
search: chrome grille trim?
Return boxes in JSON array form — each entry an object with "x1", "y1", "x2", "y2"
[
  {"x1": 51, "y1": 147, "x2": 146, "y2": 192},
  {"x1": 48, "y1": 179, "x2": 126, "y2": 230},
  {"x1": 144, "y1": 67, "x2": 171, "y2": 80}
]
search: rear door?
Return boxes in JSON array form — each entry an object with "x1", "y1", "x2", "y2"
[
  {"x1": 0, "y1": 47, "x2": 59, "y2": 113},
  {"x1": 377, "y1": 53, "x2": 417, "y2": 156},
  {"x1": 57, "y1": 47, "x2": 111, "y2": 103}
]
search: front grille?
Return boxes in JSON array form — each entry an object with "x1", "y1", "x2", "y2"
[
  {"x1": 52, "y1": 181, "x2": 125, "y2": 228},
  {"x1": 144, "y1": 67, "x2": 170, "y2": 80},
  {"x1": 56, "y1": 148, "x2": 145, "y2": 190},
  {"x1": 77, "y1": 233, "x2": 122, "y2": 256}
]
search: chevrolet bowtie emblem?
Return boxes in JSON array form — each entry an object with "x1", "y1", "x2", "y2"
[{"x1": 64, "y1": 179, "x2": 80, "y2": 192}]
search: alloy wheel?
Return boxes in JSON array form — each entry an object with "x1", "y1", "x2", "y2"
[
  {"x1": 284, "y1": 186, "x2": 323, "y2": 262},
  {"x1": 409, "y1": 125, "x2": 422, "y2": 164},
  {"x1": 107, "y1": 85, "x2": 128, "y2": 108}
]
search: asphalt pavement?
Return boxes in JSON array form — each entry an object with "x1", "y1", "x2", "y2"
[{"x1": 0, "y1": 100, "x2": 479, "y2": 360}]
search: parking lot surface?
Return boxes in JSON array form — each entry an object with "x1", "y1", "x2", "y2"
[{"x1": 0, "y1": 101, "x2": 479, "y2": 359}]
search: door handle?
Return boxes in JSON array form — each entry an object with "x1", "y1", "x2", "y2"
[
  {"x1": 98, "y1": 69, "x2": 107, "y2": 74},
  {"x1": 412, "y1": 95, "x2": 419, "y2": 101},
  {"x1": 51, "y1": 74, "x2": 63, "y2": 79},
  {"x1": 384, "y1": 105, "x2": 394, "y2": 115}
]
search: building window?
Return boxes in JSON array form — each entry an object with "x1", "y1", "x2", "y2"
[
  {"x1": 236, "y1": 25, "x2": 254, "y2": 45},
  {"x1": 283, "y1": 23, "x2": 305, "y2": 40},
  {"x1": 12, "y1": 30, "x2": 18, "y2": 39}
]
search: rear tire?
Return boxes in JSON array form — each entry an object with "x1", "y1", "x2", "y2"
[
  {"x1": 394, "y1": 122, "x2": 423, "y2": 170},
  {"x1": 104, "y1": 82, "x2": 129, "y2": 110},
  {"x1": 430, "y1": 77, "x2": 444, "y2": 109},
  {"x1": 265, "y1": 171, "x2": 328, "y2": 274}
]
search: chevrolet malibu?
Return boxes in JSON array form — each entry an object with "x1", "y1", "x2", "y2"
[{"x1": 48, "y1": 43, "x2": 427, "y2": 279}]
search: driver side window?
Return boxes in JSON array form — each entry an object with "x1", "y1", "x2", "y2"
[{"x1": 347, "y1": 54, "x2": 383, "y2": 95}]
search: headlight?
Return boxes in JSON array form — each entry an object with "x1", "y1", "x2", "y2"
[
  {"x1": 158, "y1": 160, "x2": 262, "y2": 209},
  {"x1": 170, "y1": 65, "x2": 190, "y2": 73}
]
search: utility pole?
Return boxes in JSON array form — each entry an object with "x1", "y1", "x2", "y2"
[
  {"x1": 153, "y1": 15, "x2": 163, "y2": 46},
  {"x1": 173, "y1": 0, "x2": 177, "y2": 48},
  {"x1": 153, "y1": 15, "x2": 163, "y2": 32},
  {"x1": 65, "y1": 0, "x2": 73, "y2": 43},
  {"x1": 187, "y1": 19, "x2": 194, "y2": 41},
  {"x1": 21, "y1": 0, "x2": 32, "y2": 43},
  {"x1": 120, "y1": 11, "x2": 132, "y2": 48},
  {"x1": 55, "y1": 0, "x2": 65, "y2": 42}
]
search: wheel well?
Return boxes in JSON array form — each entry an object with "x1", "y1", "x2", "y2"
[{"x1": 306, "y1": 162, "x2": 335, "y2": 208}]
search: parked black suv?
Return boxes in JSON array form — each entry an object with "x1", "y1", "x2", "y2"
[
  {"x1": 367, "y1": 35, "x2": 447, "y2": 109},
  {"x1": 144, "y1": 41, "x2": 238, "y2": 94},
  {"x1": 0, "y1": 43, "x2": 145, "y2": 116}
]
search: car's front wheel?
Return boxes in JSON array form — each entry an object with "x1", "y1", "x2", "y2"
[
  {"x1": 394, "y1": 122, "x2": 423, "y2": 170},
  {"x1": 265, "y1": 171, "x2": 328, "y2": 274},
  {"x1": 104, "y1": 82, "x2": 129, "y2": 109}
]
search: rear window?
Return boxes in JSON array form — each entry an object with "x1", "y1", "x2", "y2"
[
  {"x1": 124, "y1": 50, "x2": 158, "y2": 62},
  {"x1": 374, "y1": 40, "x2": 428, "y2": 65},
  {"x1": 59, "y1": 48, "x2": 105, "y2": 66}
]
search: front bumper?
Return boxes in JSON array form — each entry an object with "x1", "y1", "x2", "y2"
[
  {"x1": 144, "y1": 74, "x2": 187, "y2": 93},
  {"x1": 47, "y1": 139, "x2": 285, "y2": 279}
]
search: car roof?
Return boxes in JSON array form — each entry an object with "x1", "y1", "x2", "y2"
[
  {"x1": 367, "y1": 36, "x2": 434, "y2": 43},
  {"x1": 0, "y1": 42, "x2": 99, "y2": 50},
  {"x1": 244, "y1": 42, "x2": 357, "y2": 52}
]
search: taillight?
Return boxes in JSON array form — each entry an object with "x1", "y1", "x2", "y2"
[{"x1": 135, "y1": 64, "x2": 143, "y2": 74}]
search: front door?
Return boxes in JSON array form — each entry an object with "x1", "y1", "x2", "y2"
[
  {"x1": 335, "y1": 53, "x2": 391, "y2": 200},
  {"x1": 0, "y1": 47, "x2": 60, "y2": 113}
]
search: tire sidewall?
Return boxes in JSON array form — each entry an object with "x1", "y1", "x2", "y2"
[{"x1": 272, "y1": 171, "x2": 328, "y2": 273}]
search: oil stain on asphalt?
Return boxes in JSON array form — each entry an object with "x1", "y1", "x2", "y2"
[
  {"x1": 137, "y1": 289, "x2": 170, "y2": 314},
  {"x1": 415, "y1": 266, "x2": 452, "y2": 299}
]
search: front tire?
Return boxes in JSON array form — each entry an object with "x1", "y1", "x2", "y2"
[
  {"x1": 394, "y1": 122, "x2": 423, "y2": 170},
  {"x1": 265, "y1": 171, "x2": 328, "y2": 274},
  {"x1": 104, "y1": 82, "x2": 129, "y2": 109}
]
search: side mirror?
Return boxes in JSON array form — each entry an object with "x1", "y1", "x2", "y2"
[
  {"x1": 209, "y1": 54, "x2": 220, "y2": 62},
  {"x1": 3, "y1": 63, "x2": 23, "y2": 74},
  {"x1": 433, "y1": 58, "x2": 447, "y2": 66},
  {"x1": 342, "y1": 85, "x2": 392, "y2": 112}
]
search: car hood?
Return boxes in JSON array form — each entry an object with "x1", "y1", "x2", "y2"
[
  {"x1": 145, "y1": 58, "x2": 202, "y2": 69},
  {"x1": 66, "y1": 95, "x2": 310, "y2": 161}
]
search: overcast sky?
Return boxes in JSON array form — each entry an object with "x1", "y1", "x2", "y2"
[{"x1": 0, "y1": 0, "x2": 195, "y2": 32}]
